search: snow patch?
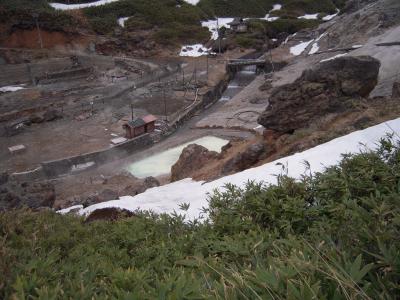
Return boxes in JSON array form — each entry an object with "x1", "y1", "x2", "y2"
[
  {"x1": 50, "y1": 0, "x2": 120, "y2": 10},
  {"x1": 201, "y1": 18, "x2": 234, "y2": 40},
  {"x1": 59, "y1": 118, "x2": 400, "y2": 221},
  {"x1": 322, "y1": 9, "x2": 340, "y2": 21},
  {"x1": 180, "y1": 44, "x2": 210, "y2": 57},
  {"x1": 308, "y1": 43, "x2": 319, "y2": 55},
  {"x1": 263, "y1": 15, "x2": 280, "y2": 22},
  {"x1": 183, "y1": 0, "x2": 200, "y2": 4},
  {"x1": 320, "y1": 53, "x2": 347, "y2": 62},
  {"x1": 0, "y1": 85, "x2": 25, "y2": 93},
  {"x1": 290, "y1": 40, "x2": 314, "y2": 56},
  {"x1": 271, "y1": 4, "x2": 282, "y2": 11},
  {"x1": 298, "y1": 13, "x2": 319, "y2": 20},
  {"x1": 315, "y1": 32, "x2": 327, "y2": 42},
  {"x1": 118, "y1": 17, "x2": 130, "y2": 27}
]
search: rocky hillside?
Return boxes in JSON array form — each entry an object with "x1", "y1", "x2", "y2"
[{"x1": 0, "y1": 0, "x2": 349, "y2": 55}]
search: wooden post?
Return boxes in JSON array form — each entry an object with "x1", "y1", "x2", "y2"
[
  {"x1": 206, "y1": 54, "x2": 209, "y2": 82},
  {"x1": 163, "y1": 87, "x2": 167, "y2": 121},
  {"x1": 217, "y1": 17, "x2": 221, "y2": 54},
  {"x1": 33, "y1": 14, "x2": 43, "y2": 49}
]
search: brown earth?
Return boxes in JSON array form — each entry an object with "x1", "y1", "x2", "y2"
[{"x1": 1, "y1": 29, "x2": 92, "y2": 51}]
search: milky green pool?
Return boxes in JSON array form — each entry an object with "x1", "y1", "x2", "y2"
[{"x1": 126, "y1": 136, "x2": 229, "y2": 178}]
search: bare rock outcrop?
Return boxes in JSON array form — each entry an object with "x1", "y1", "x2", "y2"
[
  {"x1": 0, "y1": 180, "x2": 56, "y2": 210},
  {"x1": 257, "y1": 56, "x2": 381, "y2": 133},
  {"x1": 221, "y1": 142, "x2": 267, "y2": 175},
  {"x1": 171, "y1": 144, "x2": 220, "y2": 182},
  {"x1": 84, "y1": 207, "x2": 134, "y2": 223}
]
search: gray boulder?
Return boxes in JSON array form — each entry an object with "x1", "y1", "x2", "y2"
[{"x1": 257, "y1": 56, "x2": 380, "y2": 133}]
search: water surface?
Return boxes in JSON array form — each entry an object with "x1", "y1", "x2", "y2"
[{"x1": 126, "y1": 136, "x2": 229, "y2": 178}]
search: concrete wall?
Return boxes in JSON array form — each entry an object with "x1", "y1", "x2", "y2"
[
  {"x1": 41, "y1": 133, "x2": 153, "y2": 178},
  {"x1": 202, "y1": 73, "x2": 232, "y2": 107}
]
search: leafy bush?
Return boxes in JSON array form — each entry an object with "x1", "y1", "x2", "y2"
[
  {"x1": 198, "y1": 0, "x2": 342, "y2": 18},
  {"x1": 1, "y1": 136, "x2": 400, "y2": 299},
  {"x1": 0, "y1": 0, "x2": 78, "y2": 31}
]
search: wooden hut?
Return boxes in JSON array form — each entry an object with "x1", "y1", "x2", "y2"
[{"x1": 123, "y1": 114, "x2": 157, "y2": 139}]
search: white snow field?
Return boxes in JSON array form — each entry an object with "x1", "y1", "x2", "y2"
[
  {"x1": 322, "y1": 9, "x2": 340, "y2": 21},
  {"x1": 118, "y1": 17, "x2": 130, "y2": 27},
  {"x1": 59, "y1": 118, "x2": 400, "y2": 220},
  {"x1": 183, "y1": 0, "x2": 200, "y2": 5},
  {"x1": 179, "y1": 44, "x2": 210, "y2": 57},
  {"x1": 0, "y1": 85, "x2": 25, "y2": 93},
  {"x1": 298, "y1": 13, "x2": 319, "y2": 20},
  {"x1": 50, "y1": 0, "x2": 120, "y2": 10},
  {"x1": 320, "y1": 53, "x2": 347, "y2": 62},
  {"x1": 201, "y1": 18, "x2": 234, "y2": 40},
  {"x1": 290, "y1": 40, "x2": 314, "y2": 55},
  {"x1": 126, "y1": 136, "x2": 229, "y2": 178}
]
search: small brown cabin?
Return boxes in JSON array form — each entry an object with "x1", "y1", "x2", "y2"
[{"x1": 123, "y1": 114, "x2": 157, "y2": 139}]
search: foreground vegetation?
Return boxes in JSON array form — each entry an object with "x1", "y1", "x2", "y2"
[{"x1": 1, "y1": 136, "x2": 399, "y2": 299}]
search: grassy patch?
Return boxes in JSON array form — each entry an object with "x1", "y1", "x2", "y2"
[{"x1": 1, "y1": 137, "x2": 400, "y2": 298}]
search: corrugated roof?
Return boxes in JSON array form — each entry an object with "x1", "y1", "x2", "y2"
[{"x1": 142, "y1": 114, "x2": 157, "y2": 123}]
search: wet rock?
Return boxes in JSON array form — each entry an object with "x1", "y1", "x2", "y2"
[
  {"x1": 171, "y1": 144, "x2": 220, "y2": 182},
  {"x1": 119, "y1": 176, "x2": 160, "y2": 197},
  {"x1": 258, "y1": 56, "x2": 380, "y2": 133},
  {"x1": 221, "y1": 142, "x2": 266, "y2": 175},
  {"x1": 82, "y1": 189, "x2": 119, "y2": 208},
  {"x1": 143, "y1": 176, "x2": 160, "y2": 189},
  {"x1": 84, "y1": 207, "x2": 134, "y2": 223},
  {"x1": 221, "y1": 141, "x2": 233, "y2": 154},
  {"x1": 99, "y1": 189, "x2": 119, "y2": 202}
]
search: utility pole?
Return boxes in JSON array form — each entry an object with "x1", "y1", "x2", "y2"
[
  {"x1": 216, "y1": 17, "x2": 221, "y2": 55},
  {"x1": 206, "y1": 54, "x2": 209, "y2": 82},
  {"x1": 194, "y1": 58, "x2": 197, "y2": 85},
  {"x1": 32, "y1": 13, "x2": 43, "y2": 49},
  {"x1": 130, "y1": 103, "x2": 134, "y2": 120},
  {"x1": 163, "y1": 87, "x2": 167, "y2": 121}
]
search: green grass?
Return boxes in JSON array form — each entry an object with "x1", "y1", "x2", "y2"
[{"x1": 1, "y1": 136, "x2": 399, "y2": 299}]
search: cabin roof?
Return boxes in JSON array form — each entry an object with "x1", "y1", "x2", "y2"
[
  {"x1": 142, "y1": 114, "x2": 157, "y2": 123},
  {"x1": 124, "y1": 114, "x2": 157, "y2": 128}
]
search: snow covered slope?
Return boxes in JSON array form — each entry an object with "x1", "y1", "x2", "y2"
[
  {"x1": 50, "y1": 0, "x2": 120, "y2": 10},
  {"x1": 59, "y1": 118, "x2": 400, "y2": 220}
]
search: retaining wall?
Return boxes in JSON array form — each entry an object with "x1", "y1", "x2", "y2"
[{"x1": 41, "y1": 133, "x2": 152, "y2": 178}]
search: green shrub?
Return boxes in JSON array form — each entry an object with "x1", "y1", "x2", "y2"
[
  {"x1": 153, "y1": 23, "x2": 209, "y2": 46},
  {"x1": 1, "y1": 136, "x2": 399, "y2": 299}
]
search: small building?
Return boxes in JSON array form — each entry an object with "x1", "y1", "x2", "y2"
[
  {"x1": 228, "y1": 18, "x2": 248, "y2": 33},
  {"x1": 123, "y1": 114, "x2": 157, "y2": 139}
]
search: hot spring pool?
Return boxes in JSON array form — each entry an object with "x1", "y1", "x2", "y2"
[{"x1": 126, "y1": 136, "x2": 229, "y2": 178}]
